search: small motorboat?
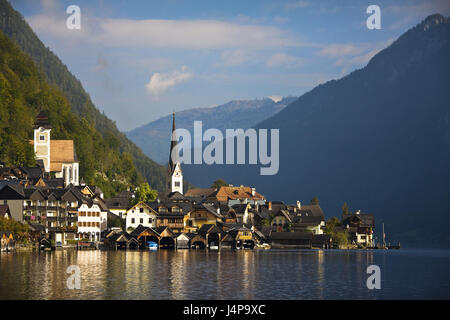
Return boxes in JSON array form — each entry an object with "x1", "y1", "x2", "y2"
[{"x1": 147, "y1": 241, "x2": 158, "y2": 251}]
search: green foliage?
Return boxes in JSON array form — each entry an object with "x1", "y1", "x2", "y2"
[
  {"x1": 0, "y1": 216, "x2": 29, "y2": 243},
  {"x1": 0, "y1": 0, "x2": 167, "y2": 193},
  {"x1": 108, "y1": 215, "x2": 124, "y2": 229},
  {"x1": 211, "y1": 179, "x2": 227, "y2": 189},
  {"x1": 333, "y1": 231, "x2": 349, "y2": 247},
  {"x1": 342, "y1": 202, "x2": 349, "y2": 215},
  {"x1": 129, "y1": 182, "x2": 158, "y2": 207},
  {"x1": 324, "y1": 217, "x2": 340, "y2": 234},
  {"x1": 310, "y1": 196, "x2": 320, "y2": 205}
]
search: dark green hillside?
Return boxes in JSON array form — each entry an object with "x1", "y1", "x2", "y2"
[
  {"x1": 0, "y1": 0, "x2": 166, "y2": 192},
  {"x1": 0, "y1": 29, "x2": 140, "y2": 197}
]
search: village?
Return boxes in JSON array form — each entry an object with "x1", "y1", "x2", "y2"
[{"x1": 0, "y1": 112, "x2": 376, "y2": 252}]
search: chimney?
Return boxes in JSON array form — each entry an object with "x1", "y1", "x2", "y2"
[
  {"x1": 356, "y1": 210, "x2": 361, "y2": 215},
  {"x1": 297, "y1": 200, "x2": 301, "y2": 210},
  {"x1": 268, "y1": 201, "x2": 272, "y2": 211},
  {"x1": 217, "y1": 207, "x2": 220, "y2": 214},
  {"x1": 251, "y1": 188, "x2": 256, "y2": 196}
]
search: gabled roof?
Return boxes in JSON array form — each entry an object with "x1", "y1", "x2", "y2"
[
  {"x1": 201, "y1": 203, "x2": 223, "y2": 218},
  {"x1": 211, "y1": 186, "x2": 265, "y2": 201},
  {"x1": 198, "y1": 224, "x2": 222, "y2": 235},
  {"x1": 231, "y1": 203, "x2": 249, "y2": 215},
  {"x1": 185, "y1": 188, "x2": 216, "y2": 198},
  {"x1": 130, "y1": 224, "x2": 151, "y2": 237},
  {"x1": 297, "y1": 205, "x2": 324, "y2": 218},
  {"x1": 291, "y1": 215, "x2": 324, "y2": 226}
]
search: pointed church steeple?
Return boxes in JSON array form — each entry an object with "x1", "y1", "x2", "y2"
[
  {"x1": 168, "y1": 112, "x2": 178, "y2": 173},
  {"x1": 167, "y1": 113, "x2": 183, "y2": 194}
]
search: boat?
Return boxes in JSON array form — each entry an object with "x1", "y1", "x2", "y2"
[{"x1": 147, "y1": 241, "x2": 158, "y2": 251}]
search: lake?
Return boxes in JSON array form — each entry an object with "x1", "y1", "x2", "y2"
[{"x1": 0, "y1": 249, "x2": 449, "y2": 299}]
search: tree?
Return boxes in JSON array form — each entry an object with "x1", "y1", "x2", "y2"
[
  {"x1": 324, "y1": 216, "x2": 340, "y2": 234},
  {"x1": 129, "y1": 182, "x2": 158, "y2": 207},
  {"x1": 211, "y1": 179, "x2": 228, "y2": 189},
  {"x1": 310, "y1": 196, "x2": 320, "y2": 205},
  {"x1": 342, "y1": 202, "x2": 349, "y2": 215},
  {"x1": 333, "y1": 231, "x2": 349, "y2": 248}
]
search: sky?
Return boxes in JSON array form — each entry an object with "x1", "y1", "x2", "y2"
[{"x1": 10, "y1": 0, "x2": 450, "y2": 131}]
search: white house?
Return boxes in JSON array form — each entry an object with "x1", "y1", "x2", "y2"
[
  {"x1": 126, "y1": 202, "x2": 157, "y2": 231},
  {"x1": 77, "y1": 197, "x2": 108, "y2": 241}
]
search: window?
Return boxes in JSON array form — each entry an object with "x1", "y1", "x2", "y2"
[
  {"x1": 140, "y1": 218, "x2": 143, "y2": 224},
  {"x1": 148, "y1": 218, "x2": 152, "y2": 224},
  {"x1": 140, "y1": 208, "x2": 144, "y2": 213},
  {"x1": 131, "y1": 218, "x2": 135, "y2": 224},
  {"x1": 175, "y1": 181, "x2": 180, "y2": 187},
  {"x1": 39, "y1": 135, "x2": 45, "y2": 141}
]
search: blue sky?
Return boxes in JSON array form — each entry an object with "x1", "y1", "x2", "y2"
[{"x1": 10, "y1": 0, "x2": 450, "y2": 131}]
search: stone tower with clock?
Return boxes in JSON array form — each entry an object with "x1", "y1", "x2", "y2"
[{"x1": 167, "y1": 113, "x2": 183, "y2": 194}]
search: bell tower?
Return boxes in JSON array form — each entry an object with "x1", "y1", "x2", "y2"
[
  {"x1": 33, "y1": 110, "x2": 52, "y2": 172},
  {"x1": 167, "y1": 113, "x2": 183, "y2": 194}
]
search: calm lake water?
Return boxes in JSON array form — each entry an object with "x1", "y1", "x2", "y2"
[{"x1": 0, "y1": 249, "x2": 449, "y2": 299}]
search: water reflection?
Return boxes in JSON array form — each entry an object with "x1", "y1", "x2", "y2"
[{"x1": 0, "y1": 249, "x2": 449, "y2": 299}]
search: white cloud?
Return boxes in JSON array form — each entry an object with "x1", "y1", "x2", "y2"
[
  {"x1": 266, "y1": 53, "x2": 304, "y2": 68},
  {"x1": 26, "y1": 14, "x2": 303, "y2": 49},
  {"x1": 146, "y1": 66, "x2": 192, "y2": 96}
]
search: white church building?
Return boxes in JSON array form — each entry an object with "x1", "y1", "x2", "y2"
[{"x1": 31, "y1": 111, "x2": 79, "y2": 186}]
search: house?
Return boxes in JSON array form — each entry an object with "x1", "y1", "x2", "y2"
[
  {"x1": 227, "y1": 225, "x2": 255, "y2": 249},
  {"x1": 105, "y1": 190, "x2": 134, "y2": 218},
  {"x1": 231, "y1": 203, "x2": 252, "y2": 224},
  {"x1": 269, "y1": 232, "x2": 313, "y2": 249},
  {"x1": 175, "y1": 233, "x2": 190, "y2": 249},
  {"x1": 185, "y1": 203, "x2": 223, "y2": 231},
  {"x1": 30, "y1": 111, "x2": 79, "y2": 186},
  {"x1": 342, "y1": 211, "x2": 375, "y2": 247},
  {"x1": 198, "y1": 224, "x2": 222, "y2": 248},
  {"x1": 125, "y1": 202, "x2": 157, "y2": 231},
  {"x1": 0, "y1": 204, "x2": 11, "y2": 219},
  {"x1": 290, "y1": 215, "x2": 325, "y2": 234},
  {"x1": 205, "y1": 185, "x2": 265, "y2": 206},
  {"x1": 312, "y1": 234, "x2": 332, "y2": 249},
  {"x1": 0, "y1": 182, "x2": 25, "y2": 221},
  {"x1": 77, "y1": 197, "x2": 108, "y2": 241},
  {"x1": 105, "y1": 231, "x2": 138, "y2": 250},
  {"x1": 271, "y1": 209, "x2": 292, "y2": 230},
  {"x1": 130, "y1": 225, "x2": 177, "y2": 249}
]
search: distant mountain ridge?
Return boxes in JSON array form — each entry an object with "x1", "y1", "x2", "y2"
[
  {"x1": 127, "y1": 97, "x2": 297, "y2": 164},
  {"x1": 182, "y1": 14, "x2": 450, "y2": 247}
]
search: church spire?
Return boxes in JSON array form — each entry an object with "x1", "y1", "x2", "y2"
[
  {"x1": 167, "y1": 112, "x2": 183, "y2": 194},
  {"x1": 168, "y1": 112, "x2": 178, "y2": 173}
]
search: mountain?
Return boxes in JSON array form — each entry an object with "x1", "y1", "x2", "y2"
[
  {"x1": 0, "y1": 0, "x2": 166, "y2": 192},
  {"x1": 127, "y1": 97, "x2": 297, "y2": 165},
  {"x1": 182, "y1": 14, "x2": 450, "y2": 247}
]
